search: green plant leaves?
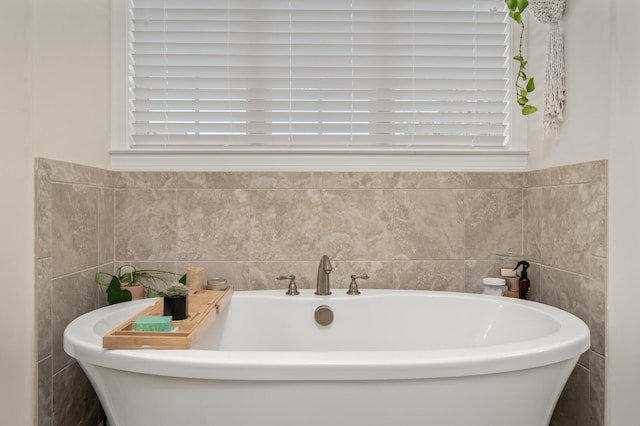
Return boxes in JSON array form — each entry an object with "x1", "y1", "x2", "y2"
[
  {"x1": 106, "y1": 276, "x2": 132, "y2": 305},
  {"x1": 526, "y1": 77, "x2": 536, "y2": 92},
  {"x1": 517, "y1": 0, "x2": 529, "y2": 12},
  {"x1": 97, "y1": 267, "x2": 187, "y2": 305},
  {"x1": 505, "y1": 0, "x2": 537, "y2": 116}
]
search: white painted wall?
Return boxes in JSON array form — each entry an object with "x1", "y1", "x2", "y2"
[
  {"x1": 0, "y1": 1, "x2": 33, "y2": 424},
  {"x1": 608, "y1": 0, "x2": 640, "y2": 424},
  {"x1": 30, "y1": 0, "x2": 111, "y2": 168},
  {"x1": 0, "y1": 0, "x2": 110, "y2": 423},
  {"x1": 526, "y1": 0, "x2": 611, "y2": 170}
]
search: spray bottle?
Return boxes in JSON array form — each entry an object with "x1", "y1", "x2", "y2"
[{"x1": 513, "y1": 260, "x2": 531, "y2": 300}]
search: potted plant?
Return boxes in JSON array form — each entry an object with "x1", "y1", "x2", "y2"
[
  {"x1": 163, "y1": 283, "x2": 190, "y2": 320},
  {"x1": 95, "y1": 265, "x2": 186, "y2": 305}
]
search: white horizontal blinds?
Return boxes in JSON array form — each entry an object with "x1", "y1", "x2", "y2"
[{"x1": 129, "y1": 0, "x2": 510, "y2": 148}]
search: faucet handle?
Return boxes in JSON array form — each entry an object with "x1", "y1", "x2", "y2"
[
  {"x1": 347, "y1": 274, "x2": 369, "y2": 295},
  {"x1": 276, "y1": 275, "x2": 299, "y2": 296}
]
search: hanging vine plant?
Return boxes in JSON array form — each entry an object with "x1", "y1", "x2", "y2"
[{"x1": 505, "y1": 0, "x2": 538, "y2": 115}]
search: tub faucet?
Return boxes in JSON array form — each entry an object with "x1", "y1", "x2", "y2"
[{"x1": 315, "y1": 255, "x2": 332, "y2": 295}]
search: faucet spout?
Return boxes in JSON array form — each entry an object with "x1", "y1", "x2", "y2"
[{"x1": 315, "y1": 255, "x2": 332, "y2": 295}]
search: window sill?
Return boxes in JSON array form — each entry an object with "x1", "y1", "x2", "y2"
[{"x1": 110, "y1": 148, "x2": 528, "y2": 172}]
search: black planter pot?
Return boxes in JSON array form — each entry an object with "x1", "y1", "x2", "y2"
[{"x1": 163, "y1": 295, "x2": 189, "y2": 320}]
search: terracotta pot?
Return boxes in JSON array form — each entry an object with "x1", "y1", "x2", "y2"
[
  {"x1": 163, "y1": 295, "x2": 189, "y2": 320},
  {"x1": 123, "y1": 283, "x2": 145, "y2": 300}
]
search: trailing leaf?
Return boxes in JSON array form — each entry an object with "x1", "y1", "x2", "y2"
[
  {"x1": 517, "y1": 0, "x2": 529, "y2": 12},
  {"x1": 505, "y1": 0, "x2": 537, "y2": 116},
  {"x1": 526, "y1": 77, "x2": 536, "y2": 92}
]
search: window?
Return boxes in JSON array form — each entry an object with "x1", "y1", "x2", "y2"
[{"x1": 111, "y1": 0, "x2": 526, "y2": 170}]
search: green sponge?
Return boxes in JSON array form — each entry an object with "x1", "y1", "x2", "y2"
[{"x1": 134, "y1": 316, "x2": 172, "y2": 332}]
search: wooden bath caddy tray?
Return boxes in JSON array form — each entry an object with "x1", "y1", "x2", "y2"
[{"x1": 103, "y1": 286, "x2": 233, "y2": 350}]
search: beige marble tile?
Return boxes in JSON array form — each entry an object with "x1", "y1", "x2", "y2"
[
  {"x1": 525, "y1": 166, "x2": 562, "y2": 188},
  {"x1": 176, "y1": 189, "x2": 251, "y2": 261},
  {"x1": 523, "y1": 188, "x2": 544, "y2": 264},
  {"x1": 52, "y1": 362, "x2": 101, "y2": 426},
  {"x1": 331, "y1": 260, "x2": 393, "y2": 290},
  {"x1": 394, "y1": 172, "x2": 466, "y2": 189},
  {"x1": 550, "y1": 365, "x2": 590, "y2": 426},
  {"x1": 115, "y1": 189, "x2": 177, "y2": 260},
  {"x1": 174, "y1": 172, "x2": 320, "y2": 189},
  {"x1": 115, "y1": 171, "x2": 178, "y2": 189},
  {"x1": 115, "y1": 261, "x2": 177, "y2": 274},
  {"x1": 393, "y1": 261, "x2": 465, "y2": 292},
  {"x1": 248, "y1": 261, "x2": 318, "y2": 290},
  {"x1": 393, "y1": 189, "x2": 465, "y2": 260},
  {"x1": 97, "y1": 187, "x2": 114, "y2": 265},
  {"x1": 35, "y1": 162, "x2": 52, "y2": 259},
  {"x1": 540, "y1": 266, "x2": 590, "y2": 324},
  {"x1": 590, "y1": 352, "x2": 606, "y2": 426},
  {"x1": 464, "y1": 189, "x2": 522, "y2": 260},
  {"x1": 319, "y1": 172, "x2": 396, "y2": 189},
  {"x1": 559, "y1": 160, "x2": 606, "y2": 185},
  {"x1": 590, "y1": 256, "x2": 607, "y2": 356},
  {"x1": 36, "y1": 258, "x2": 52, "y2": 362},
  {"x1": 51, "y1": 183, "x2": 99, "y2": 277},
  {"x1": 464, "y1": 260, "x2": 500, "y2": 293},
  {"x1": 249, "y1": 172, "x2": 320, "y2": 189},
  {"x1": 322, "y1": 189, "x2": 394, "y2": 260},
  {"x1": 37, "y1": 356, "x2": 52, "y2": 426},
  {"x1": 525, "y1": 160, "x2": 607, "y2": 188},
  {"x1": 464, "y1": 172, "x2": 524, "y2": 189},
  {"x1": 51, "y1": 268, "x2": 102, "y2": 374},
  {"x1": 250, "y1": 190, "x2": 323, "y2": 261},
  {"x1": 589, "y1": 178, "x2": 608, "y2": 258},
  {"x1": 39, "y1": 158, "x2": 112, "y2": 187},
  {"x1": 173, "y1": 172, "x2": 251, "y2": 189},
  {"x1": 578, "y1": 348, "x2": 590, "y2": 371},
  {"x1": 541, "y1": 184, "x2": 592, "y2": 274}
]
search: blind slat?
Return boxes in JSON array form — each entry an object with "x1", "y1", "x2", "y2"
[{"x1": 134, "y1": 77, "x2": 509, "y2": 91}]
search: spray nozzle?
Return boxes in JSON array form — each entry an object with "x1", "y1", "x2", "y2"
[{"x1": 513, "y1": 260, "x2": 530, "y2": 278}]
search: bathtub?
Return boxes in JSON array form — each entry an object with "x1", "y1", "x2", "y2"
[{"x1": 64, "y1": 289, "x2": 589, "y2": 426}]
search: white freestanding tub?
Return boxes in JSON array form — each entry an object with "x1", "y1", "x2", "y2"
[{"x1": 64, "y1": 289, "x2": 590, "y2": 426}]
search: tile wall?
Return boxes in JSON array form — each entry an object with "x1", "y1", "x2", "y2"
[
  {"x1": 524, "y1": 161, "x2": 608, "y2": 426},
  {"x1": 34, "y1": 158, "x2": 607, "y2": 426},
  {"x1": 35, "y1": 159, "x2": 113, "y2": 425}
]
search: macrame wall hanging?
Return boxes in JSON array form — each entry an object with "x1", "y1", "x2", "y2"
[{"x1": 528, "y1": 0, "x2": 567, "y2": 136}]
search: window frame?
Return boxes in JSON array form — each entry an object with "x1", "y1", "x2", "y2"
[{"x1": 110, "y1": 0, "x2": 528, "y2": 171}]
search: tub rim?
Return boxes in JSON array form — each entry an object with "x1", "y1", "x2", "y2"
[{"x1": 64, "y1": 289, "x2": 590, "y2": 381}]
